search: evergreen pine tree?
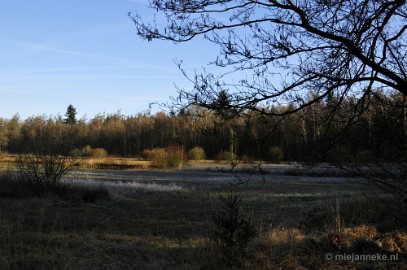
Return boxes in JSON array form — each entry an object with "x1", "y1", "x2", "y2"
[{"x1": 64, "y1": 105, "x2": 77, "y2": 124}]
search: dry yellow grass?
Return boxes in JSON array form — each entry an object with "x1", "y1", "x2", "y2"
[{"x1": 84, "y1": 157, "x2": 151, "y2": 169}]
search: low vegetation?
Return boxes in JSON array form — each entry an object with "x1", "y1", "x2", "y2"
[
  {"x1": 0, "y1": 172, "x2": 109, "y2": 203},
  {"x1": 16, "y1": 154, "x2": 78, "y2": 196},
  {"x1": 70, "y1": 146, "x2": 108, "y2": 159},
  {"x1": 188, "y1": 146, "x2": 206, "y2": 160},
  {"x1": 143, "y1": 146, "x2": 184, "y2": 169},
  {"x1": 0, "y1": 167, "x2": 405, "y2": 269},
  {"x1": 210, "y1": 193, "x2": 257, "y2": 268}
]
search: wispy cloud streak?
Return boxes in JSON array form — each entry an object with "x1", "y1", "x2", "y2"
[{"x1": 0, "y1": 38, "x2": 172, "y2": 70}]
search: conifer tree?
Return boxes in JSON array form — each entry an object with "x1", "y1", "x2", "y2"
[{"x1": 64, "y1": 105, "x2": 77, "y2": 125}]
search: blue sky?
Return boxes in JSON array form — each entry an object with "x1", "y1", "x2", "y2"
[{"x1": 0, "y1": 0, "x2": 218, "y2": 119}]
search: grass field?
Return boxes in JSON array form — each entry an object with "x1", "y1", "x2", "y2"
[{"x1": 0, "y1": 163, "x2": 406, "y2": 269}]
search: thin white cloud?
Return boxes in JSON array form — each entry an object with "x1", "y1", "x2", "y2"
[{"x1": 0, "y1": 37, "x2": 172, "y2": 70}]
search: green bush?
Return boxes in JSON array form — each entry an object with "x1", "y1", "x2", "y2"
[
  {"x1": 81, "y1": 145, "x2": 92, "y2": 157},
  {"x1": 188, "y1": 146, "x2": 206, "y2": 160},
  {"x1": 70, "y1": 145, "x2": 92, "y2": 157},
  {"x1": 70, "y1": 146, "x2": 108, "y2": 158},
  {"x1": 143, "y1": 147, "x2": 184, "y2": 169},
  {"x1": 90, "y1": 148, "x2": 108, "y2": 158}
]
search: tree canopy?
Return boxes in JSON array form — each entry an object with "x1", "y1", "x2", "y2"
[{"x1": 131, "y1": 0, "x2": 407, "y2": 118}]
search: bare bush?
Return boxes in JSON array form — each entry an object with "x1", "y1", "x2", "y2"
[{"x1": 16, "y1": 154, "x2": 78, "y2": 196}]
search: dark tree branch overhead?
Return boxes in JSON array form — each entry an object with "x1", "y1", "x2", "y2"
[{"x1": 130, "y1": 0, "x2": 407, "y2": 116}]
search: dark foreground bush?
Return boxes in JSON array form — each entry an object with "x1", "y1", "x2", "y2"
[{"x1": 0, "y1": 172, "x2": 109, "y2": 203}]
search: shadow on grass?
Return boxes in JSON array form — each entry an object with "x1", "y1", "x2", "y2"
[
  {"x1": 0, "y1": 172, "x2": 110, "y2": 203},
  {"x1": 0, "y1": 170, "x2": 406, "y2": 269}
]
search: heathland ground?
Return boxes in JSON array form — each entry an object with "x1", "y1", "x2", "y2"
[{"x1": 0, "y1": 158, "x2": 406, "y2": 269}]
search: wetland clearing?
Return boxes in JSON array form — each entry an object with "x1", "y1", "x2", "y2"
[{"x1": 1, "y1": 164, "x2": 405, "y2": 269}]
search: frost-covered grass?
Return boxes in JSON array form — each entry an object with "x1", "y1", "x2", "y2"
[{"x1": 65, "y1": 178, "x2": 184, "y2": 195}]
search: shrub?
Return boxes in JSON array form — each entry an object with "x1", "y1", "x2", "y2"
[
  {"x1": 210, "y1": 193, "x2": 257, "y2": 268},
  {"x1": 70, "y1": 146, "x2": 108, "y2": 159},
  {"x1": 144, "y1": 148, "x2": 168, "y2": 168},
  {"x1": 81, "y1": 145, "x2": 93, "y2": 157},
  {"x1": 90, "y1": 148, "x2": 108, "y2": 158},
  {"x1": 188, "y1": 146, "x2": 206, "y2": 160},
  {"x1": 166, "y1": 146, "x2": 184, "y2": 168},
  {"x1": 141, "y1": 149, "x2": 151, "y2": 159},
  {"x1": 69, "y1": 148, "x2": 81, "y2": 157},
  {"x1": 70, "y1": 145, "x2": 92, "y2": 157},
  {"x1": 241, "y1": 155, "x2": 255, "y2": 163},
  {"x1": 216, "y1": 150, "x2": 235, "y2": 161},
  {"x1": 144, "y1": 147, "x2": 184, "y2": 169},
  {"x1": 16, "y1": 154, "x2": 77, "y2": 196},
  {"x1": 268, "y1": 146, "x2": 284, "y2": 163}
]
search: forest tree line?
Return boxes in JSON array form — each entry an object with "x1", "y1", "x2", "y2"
[{"x1": 0, "y1": 91, "x2": 406, "y2": 163}]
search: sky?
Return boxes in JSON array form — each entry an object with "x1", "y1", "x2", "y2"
[{"x1": 0, "y1": 0, "x2": 218, "y2": 120}]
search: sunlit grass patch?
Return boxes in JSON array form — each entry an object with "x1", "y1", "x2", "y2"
[{"x1": 102, "y1": 233, "x2": 206, "y2": 249}]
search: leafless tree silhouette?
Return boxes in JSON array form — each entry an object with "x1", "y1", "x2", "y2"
[
  {"x1": 131, "y1": 0, "x2": 406, "y2": 118},
  {"x1": 131, "y1": 0, "x2": 407, "y2": 203}
]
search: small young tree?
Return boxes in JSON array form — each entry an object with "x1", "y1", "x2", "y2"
[{"x1": 211, "y1": 193, "x2": 256, "y2": 267}]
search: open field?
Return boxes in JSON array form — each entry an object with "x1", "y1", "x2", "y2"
[{"x1": 0, "y1": 164, "x2": 406, "y2": 269}]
